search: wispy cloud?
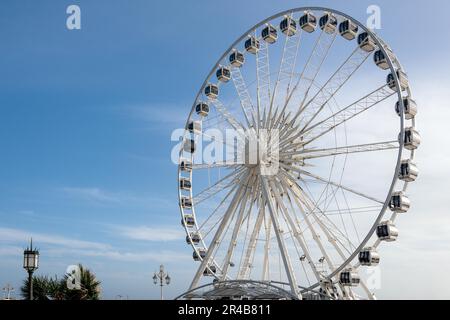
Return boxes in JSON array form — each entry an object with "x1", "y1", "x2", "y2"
[
  {"x1": 115, "y1": 225, "x2": 185, "y2": 242},
  {"x1": 63, "y1": 187, "x2": 122, "y2": 203},
  {"x1": 61, "y1": 186, "x2": 174, "y2": 209},
  {"x1": 126, "y1": 104, "x2": 187, "y2": 126},
  {"x1": 0, "y1": 227, "x2": 111, "y2": 251},
  {"x1": 47, "y1": 248, "x2": 186, "y2": 263},
  {"x1": 0, "y1": 227, "x2": 186, "y2": 263}
]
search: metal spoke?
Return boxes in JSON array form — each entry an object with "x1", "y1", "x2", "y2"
[
  {"x1": 261, "y1": 177, "x2": 301, "y2": 298},
  {"x1": 266, "y1": 13, "x2": 303, "y2": 129},
  {"x1": 256, "y1": 34, "x2": 271, "y2": 129},
  {"x1": 189, "y1": 172, "x2": 252, "y2": 290},
  {"x1": 302, "y1": 85, "x2": 395, "y2": 144},
  {"x1": 238, "y1": 199, "x2": 264, "y2": 279},
  {"x1": 285, "y1": 166, "x2": 384, "y2": 204},
  {"x1": 272, "y1": 177, "x2": 324, "y2": 284},
  {"x1": 192, "y1": 162, "x2": 242, "y2": 170},
  {"x1": 192, "y1": 167, "x2": 246, "y2": 206},
  {"x1": 273, "y1": 29, "x2": 337, "y2": 130},
  {"x1": 220, "y1": 172, "x2": 257, "y2": 279},
  {"x1": 230, "y1": 65, "x2": 257, "y2": 128},
  {"x1": 209, "y1": 97, "x2": 246, "y2": 132},
  {"x1": 282, "y1": 141, "x2": 399, "y2": 159},
  {"x1": 294, "y1": 46, "x2": 371, "y2": 131}
]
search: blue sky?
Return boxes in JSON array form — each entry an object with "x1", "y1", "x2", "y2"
[{"x1": 1, "y1": 0, "x2": 450, "y2": 299}]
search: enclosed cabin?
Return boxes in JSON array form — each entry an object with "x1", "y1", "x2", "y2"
[
  {"x1": 376, "y1": 220, "x2": 399, "y2": 242},
  {"x1": 186, "y1": 232, "x2": 201, "y2": 245},
  {"x1": 262, "y1": 24, "x2": 278, "y2": 43},
  {"x1": 179, "y1": 177, "x2": 192, "y2": 191},
  {"x1": 230, "y1": 50, "x2": 245, "y2": 67},
  {"x1": 339, "y1": 19, "x2": 358, "y2": 40},
  {"x1": 299, "y1": 12, "x2": 317, "y2": 33},
  {"x1": 183, "y1": 139, "x2": 196, "y2": 154},
  {"x1": 358, "y1": 32, "x2": 376, "y2": 52},
  {"x1": 389, "y1": 191, "x2": 410, "y2": 213},
  {"x1": 180, "y1": 196, "x2": 192, "y2": 209},
  {"x1": 180, "y1": 158, "x2": 192, "y2": 172},
  {"x1": 203, "y1": 265, "x2": 217, "y2": 276},
  {"x1": 245, "y1": 36, "x2": 260, "y2": 54},
  {"x1": 182, "y1": 214, "x2": 195, "y2": 228},
  {"x1": 387, "y1": 70, "x2": 409, "y2": 91},
  {"x1": 395, "y1": 98, "x2": 417, "y2": 120},
  {"x1": 319, "y1": 12, "x2": 337, "y2": 34},
  {"x1": 216, "y1": 66, "x2": 231, "y2": 83},
  {"x1": 373, "y1": 49, "x2": 394, "y2": 70},
  {"x1": 280, "y1": 16, "x2": 297, "y2": 36},
  {"x1": 196, "y1": 102, "x2": 210, "y2": 117},
  {"x1": 193, "y1": 249, "x2": 206, "y2": 261},
  {"x1": 358, "y1": 247, "x2": 380, "y2": 266},
  {"x1": 402, "y1": 127, "x2": 421, "y2": 150},
  {"x1": 205, "y1": 83, "x2": 219, "y2": 99},
  {"x1": 390, "y1": 190, "x2": 411, "y2": 211},
  {"x1": 399, "y1": 159, "x2": 419, "y2": 182},
  {"x1": 319, "y1": 279, "x2": 338, "y2": 296},
  {"x1": 188, "y1": 120, "x2": 202, "y2": 135},
  {"x1": 339, "y1": 268, "x2": 360, "y2": 287}
]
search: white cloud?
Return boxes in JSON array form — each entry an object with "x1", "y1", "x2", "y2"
[
  {"x1": 0, "y1": 227, "x2": 187, "y2": 263},
  {"x1": 0, "y1": 245, "x2": 24, "y2": 257},
  {"x1": 63, "y1": 187, "x2": 122, "y2": 203},
  {"x1": 0, "y1": 227, "x2": 111, "y2": 251},
  {"x1": 125, "y1": 104, "x2": 187, "y2": 127},
  {"x1": 61, "y1": 186, "x2": 174, "y2": 209},
  {"x1": 116, "y1": 225, "x2": 185, "y2": 242}
]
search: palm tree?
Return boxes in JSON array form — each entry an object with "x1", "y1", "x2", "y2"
[
  {"x1": 63, "y1": 264, "x2": 101, "y2": 300},
  {"x1": 20, "y1": 275, "x2": 64, "y2": 300},
  {"x1": 20, "y1": 264, "x2": 101, "y2": 300}
]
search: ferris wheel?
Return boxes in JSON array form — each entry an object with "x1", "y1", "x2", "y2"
[{"x1": 177, "y1": 7, "x2": 420, "y2": 300}]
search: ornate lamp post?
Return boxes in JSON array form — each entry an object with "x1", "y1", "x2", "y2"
[
  {"x1": 23, "y1": 239, "x2": 39, "y2": 300},
  {"x1": 153, "y1": 265, "x2": 170, "y2": 300}
]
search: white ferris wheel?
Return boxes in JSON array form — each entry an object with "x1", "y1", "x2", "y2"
[{"x1": 176, "y1": 7, "x2": 420, "y2": 300}]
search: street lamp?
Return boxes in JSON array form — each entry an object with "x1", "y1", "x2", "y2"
[
  {"x1": 153, "y1": 265, "x2": 170, "y2": 300},
  {"x1": 23, "y1": 239, "x2": 39, "y2": 300},
  {"x1": 2, "y1": 284, "x2": 14, "y2": 300}
]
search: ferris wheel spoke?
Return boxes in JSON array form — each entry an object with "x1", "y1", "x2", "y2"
[
  {"x1": 189, "y1": 171, "x2": 252, "y2": 290},
  {"x1": 281, "y1": 140, "x2": 399, "y2": 159},
  {"x1": 284, "y1": 176, "x2": 356, "y2": 253},
  {"x1": 220, "y1": 172, "x2": 257, "y2": 280},
  {"x1": 281, "y1": 173, "x2": 356, "y2": 295},
  {"x1": 274, "y1": 29, "x2": 337, "y2": 130},
  {"x1": 272, "y1": 177, "x2": 324, "y2": 284},
  {"x1": 238, "y1": 200, "x2": 264, "y2": 279},
  {"x1": 280, "y1": 84, "x2": 395, "y2": 150},
  {"x1": 297, "y1": 187, "x2": 354, "y2": 259},
  {"x1": 302, "y1": 85, "x2": 396, "y2": 144},
  {"x1": 230, "y1": 66, "x2": 257, "y2": 128},
  {"x1": 261, "y1": 203, "x2": 272, "y2": 281},
  {"x1": 294, "y1": 46, "x2": 372, "y2": 131},
  {"x1": 297, "y1": 174, "x2": 362, "y2": 251},
  {"x1": 359, "y1": 279, "x2": 376, "y2": 300},
  {"x1": 192, "y1": 167, "x2": 246, "y2": 206},
  {"x1": 197, "y1": 184, "x2": 238, "y2": 235},
  {"x1": 256, "y1": 35, "x2": 272, "y2": 129},
  {"x1": 281, "y1": 164, "x2": 384, "y2": 204},
  {"x1": 276, "y1": 173, "x2": 337, "y2": 276},
  {"x1": 192, "y1": 162, "x2": 242, "y2": 170},
  {"x1": 265, "y1": 13, "x2": 303, "y2": 129},
  {"x1": 209, "y1": 98, "x2": 247, "y2": 132},
  {"x1": 261, "y1": 177, "x2": 301, "y2": 298}
]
